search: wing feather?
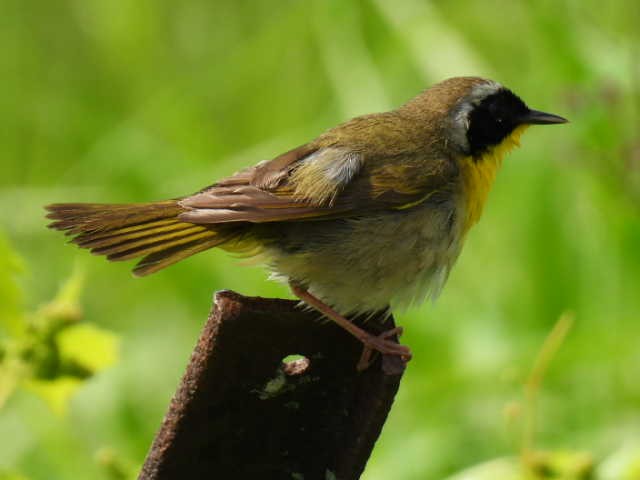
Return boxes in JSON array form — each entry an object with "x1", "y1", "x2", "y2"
[{"x1": 179, "y1": 136, "x2": 457, "y2": 225}]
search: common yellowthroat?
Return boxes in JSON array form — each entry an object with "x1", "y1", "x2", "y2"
[{"x1": 46, "y1": 77, "x2": 567, "y2": 370}]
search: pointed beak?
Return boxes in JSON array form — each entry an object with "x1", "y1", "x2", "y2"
[{"x1": 520, "y1": 109, "x2": 569, "y2": 125}]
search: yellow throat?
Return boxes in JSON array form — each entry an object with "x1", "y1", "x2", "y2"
[{"x1": 459, "y1": 124, "x2": 528, "y2": 232}]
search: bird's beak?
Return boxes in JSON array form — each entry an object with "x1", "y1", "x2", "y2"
[{"x1": 520, "y1": 109, "x2": 569, "y2": 125}]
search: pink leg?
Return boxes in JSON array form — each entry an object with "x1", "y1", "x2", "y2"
[{"x1": 290, "y1": 284, "x2": 412, "y2": 371}]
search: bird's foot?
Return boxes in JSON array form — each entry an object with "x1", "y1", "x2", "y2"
[{"x1": 357, "y1": 326, "x2": 412, "y2": 372}]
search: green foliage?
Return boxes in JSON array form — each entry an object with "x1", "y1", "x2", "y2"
[
  {"x1": 446, "y1": 447, "x2": 640, "y2": 480},
  {"x1": 0, "y1": 234, "x2": 25, "y2": 336},
  {"x1": 0, "y1": 235, "x2": 119, "y2": 414},
  {"x1": 0, "y1": 472, "x2": 29, "y2": 480},
  {"x1": 598, "y1": 444, "x2": 640, "y2": 480},
  {"x1": 0, "y1": 236, "x2": 119, "y2": 479},
  {"x1": 1, "y1": 0, "x2": 639, "y2": 479},
  {"x1": 95, "y1": 448, "x2": 138, "y2": 480}
]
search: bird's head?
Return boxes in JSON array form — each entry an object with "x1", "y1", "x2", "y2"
[{"x1": 403, "y1": 77, "x2": 568, "y2": 158}]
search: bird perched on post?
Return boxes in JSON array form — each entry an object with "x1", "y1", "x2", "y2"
[{"x1": 46, "y1": 77, "x2": 567, "y2": 370}]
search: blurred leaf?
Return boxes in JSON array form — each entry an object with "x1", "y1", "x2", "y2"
[
  {"x1": 56, "y1": 323, "x2": 119, "y2": 373},
  {"x1": 0, "y1": 259, "x2": 119, "y2": 414},
  {"x1": 525, "y1": 451, "x2": 594, "y2": 479},
  {"x1": 598, "y1": 444, "x2": 640, "y2": 480},
  {"x1": 0, "y1": 232, "x2": 26, "y2": 336},
  {"x1": 23, "y1": 376, "x2": 83, "y2": 416},
  {"x1": 31, "y1": 264, "x2": 84, "y2": 333},
  {"x1": 446, "y1": 452, "x2": 593, "y2": 480}
]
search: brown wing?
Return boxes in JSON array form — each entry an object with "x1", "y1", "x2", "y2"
[{"x1": 178, "y1": 142, "x2": 457, "y2": 225}]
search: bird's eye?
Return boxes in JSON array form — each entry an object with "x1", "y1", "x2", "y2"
[{"x1": 496, "y1": 117, "x2": 503, "y2": 124}]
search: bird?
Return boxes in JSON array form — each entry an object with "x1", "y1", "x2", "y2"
[{"x1": 46, "y1": 76, "x2": 567, "y2": 370}]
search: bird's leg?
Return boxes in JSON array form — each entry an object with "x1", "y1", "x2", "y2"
[{"x1": 289, "y1": 283, "x2": 412, "y2": 371}]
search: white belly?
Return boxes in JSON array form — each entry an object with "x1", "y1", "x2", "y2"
[{"x1": 267, "y1": 202, "x2": 465, "y2": 315}]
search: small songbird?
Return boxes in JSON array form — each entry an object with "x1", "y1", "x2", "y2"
[{"x1": 46, "y1": 77, "x2": 567, "y2": 370}]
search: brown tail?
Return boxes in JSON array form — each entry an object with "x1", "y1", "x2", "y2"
[{"x1": 45, "y1": 201, "x2": 233, "y2": 276}]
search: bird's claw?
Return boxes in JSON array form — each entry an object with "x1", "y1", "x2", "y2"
[{"x1": 357, "y1": 326, "x2": 412, "y2": 371}]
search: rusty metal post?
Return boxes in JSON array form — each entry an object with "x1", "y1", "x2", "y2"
[{"x1": 139, "y1": 290, "x2": 404, "y2": 480}]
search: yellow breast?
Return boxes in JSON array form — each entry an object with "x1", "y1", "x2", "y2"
[{"x1": 459, "y1": 125, "x2": 528, "y2": 233}]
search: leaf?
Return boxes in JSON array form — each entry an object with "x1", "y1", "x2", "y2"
[
  {"x1": 0, "y1": 256, "x2": 119, "y2": 414},
  {"x1": 23, "y1": 376, "x2": 83, "y2": 416},
  {"x1": 445, "y1": 452, "x2": 594, "y2": 480},
  {"x1": 56, "y1": 323, "x2": 119, "y2": 374},
  {"x1": 32, "y1": 264, "x2": 85, "y2": 332}
]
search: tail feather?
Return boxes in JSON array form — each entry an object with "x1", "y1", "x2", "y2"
[
  {"x1": 45, "y1": 201, "x2": 234, "y2": 276},
  {"x1": 73, "y1": 220, "x2": 186, "y2": 248},
  {"x1": 47, "y1": 201, "x2": 182, "y2": 233},
  {"x1": 103, "y1": 230, "x2": 216, "y2": 262},
  {"x1": 74, "y1": 218, "x2": 182, "y2": 243},
  {"x1": 132, "y1": 236, "x2": 226, "y2": 276},
  {"x1": 86, "y1": 225, "x2": 205, "y2": 255}
]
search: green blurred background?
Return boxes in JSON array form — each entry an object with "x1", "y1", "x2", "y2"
[{"x1": 1, "y1": 0, "x2": 639, "y2": 478}]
